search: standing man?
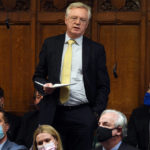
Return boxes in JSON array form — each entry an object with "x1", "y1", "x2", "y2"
[
  {"x1": 95, "y1": 109, "x2": 139, "y2": 150},
  {"x1": 33, "y1": 2, "x2": 110, "y2": 150}
]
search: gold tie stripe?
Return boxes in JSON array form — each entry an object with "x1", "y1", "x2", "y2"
[{"x1": 60, "y1": 40, "x2": 75, "y2": 104}]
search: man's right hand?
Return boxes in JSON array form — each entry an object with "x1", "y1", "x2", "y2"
[{"x1": 43, "y1": 83, "x2": 55, "y2": 94}]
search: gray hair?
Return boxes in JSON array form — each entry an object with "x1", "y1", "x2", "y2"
[
  {"x1": 101, "y1": 109, "x2": 127, "y2": 137},
  {"x1": 65, "y1": 2, "x2": 91, "y2": 20}
]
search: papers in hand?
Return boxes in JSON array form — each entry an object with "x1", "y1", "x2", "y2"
[{"x1": 34, "y1": 81, "x2": 76, "y2": 88}]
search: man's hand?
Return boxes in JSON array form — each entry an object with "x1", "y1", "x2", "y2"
[{"x1": 43, "y1": 83, "x2": 55, "y2": 94}]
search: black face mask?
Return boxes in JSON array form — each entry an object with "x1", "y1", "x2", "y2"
[{"x1": 96, "y1": 126, "x2": 116, "y2": 142}]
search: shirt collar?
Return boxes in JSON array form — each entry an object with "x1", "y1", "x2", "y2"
[
  {"x1": 103, "y1": 141, "x2": 122, "y2": 150},
  {"x1": 65, "y1": 33, "x2": 83, "y2": 46},
  {"x1": 0, "y1": 140, "x2": 7, "y2": 149}
]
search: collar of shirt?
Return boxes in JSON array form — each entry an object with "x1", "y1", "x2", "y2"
[
  {"x1": 0, "y1": 140, "x2": 6, "y2": 150},
  {"x1": 102, "y1": 141, "x2": 122, "y2": 150},
  {"x1": 65, "y1": 33, "x2": 83, "y2": 46}
]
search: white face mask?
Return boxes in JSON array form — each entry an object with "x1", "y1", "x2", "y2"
[
  {"x1": 0, "y1": 125, "x2": 4, "y2": 139},
  {"x1": 37, "y1": 141, "x2": 57, "y2": 150}
]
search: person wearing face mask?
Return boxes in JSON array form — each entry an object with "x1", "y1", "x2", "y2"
[
  {"x1": 0, "y1": 87, "x2": 21, "y2": 142},
  {"x1": 0, "y1": 108, "x2": 27, "y2": 150},
  {"x1": 16, "y1": 90, "x2": 43, "y2": 149},
  {"x1": 94, "y1": 109, "x2": 139, "y2": 150},
  {"x1": 126, "y1": 83, "x2": 150, "y2": 150},
  {"x1": 32, "y1": 125, "x2": 63, "y2": 150}
]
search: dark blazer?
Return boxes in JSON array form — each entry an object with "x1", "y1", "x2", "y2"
[
  {"x1": 126, "y1": 105, "x2": 150, "y2": 150},
  {"x1": 33, "y1": 34, "x2": 110, "y2": 124},
  {"x1": 94, "y1": 142, "x2": 139, "y2": 150},
  {"x1": 2, "y1": 140, "x2": 27, "y2": 150},
  {"x1": 16, "y1": 110, "x2": 39, "y2": 148},
  {"x1": 5, "y1": 112, "x2": 21, "y2": 142}
]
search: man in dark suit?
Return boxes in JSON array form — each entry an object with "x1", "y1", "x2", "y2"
[
  {"x1": 16, "y1": 90, "x2": 43, "y2": 148},
  {"x1": 0, "y1": 108, "x2": 27, "y2": 150},
  {"x1": 33, "y1": 2, "x2": 110, "y2": 150},
  {"x1": 0, "y1": 87, "x2": 21, "y2": 142},
  {"x1": 94, "y1": 109, "x2": 139, "y2": 150},
  {"x1": 126, "y1": 84, "x2": 150, "y2": 150}
]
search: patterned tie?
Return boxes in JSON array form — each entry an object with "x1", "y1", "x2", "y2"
[{"x1": 60, "y1": 40, "x2": 75, "y2": 104}]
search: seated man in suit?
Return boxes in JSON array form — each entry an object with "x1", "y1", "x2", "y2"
[
  {"x1": 0, "y1": 108, "x2": 27, "y2": 150},
  {"x1": 16, "y1": 90, "x2": 43, "y2": 148},
  {"x1": 126, "y1": 83, "x2": 150, "y2": 150},
  {"x1": 94, "y1": 109, "x2": 139, "y2": 150},
  {"x1": 0, "y1": 86, "x2": 21, "y2": 142}
]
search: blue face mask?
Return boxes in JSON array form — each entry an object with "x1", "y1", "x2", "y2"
[
  {"x1": 144, "y1": 92, "x2": 150, "y2": 106},
  {"x1": 0, "y1": 125, "x2": 4, "y2": 139}
]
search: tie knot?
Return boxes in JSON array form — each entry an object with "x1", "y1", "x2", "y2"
[{"x1": 68, "y1": 40, "x2": 75, "y2": 45}]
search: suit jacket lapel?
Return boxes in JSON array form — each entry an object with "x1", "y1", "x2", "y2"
[
  {"x1": 53, "y1": 34, "x2": 65, "y2": 83},
  {"x1": 82, "y1": 36, "x2": 90, "y2": 73},
  {"x1": 2, "y1": 140, "x2": 9, "y2": 150}
]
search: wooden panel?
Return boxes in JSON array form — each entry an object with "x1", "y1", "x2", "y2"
[
  {"x1": 146, "y1": 0, "x2": 150, "y2": 86},
  {"x1": 36, "y1": 24, "x2": 66, "y2": 63},
  {"x1": 0, "y1": 25, "x2": 35, "y2": 113},
  {"x1": 0, "y1": 25, "x2": 12, "y2": 108},
  {"x1": 40, "y1": 24, "x2": 66, "y2": 43},
  {"x1": 11, "y1": 25, "x2": 34, "y2": 112},
  {"x1": 97, "y1": 24, "x2": 141, "y2": 117}
]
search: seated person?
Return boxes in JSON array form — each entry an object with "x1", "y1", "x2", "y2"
[
  {"x1": 16, "y1": 90, "x2": 43, "y2": 148},
  {"x1": 32, "y1": 125, "x2": 63, "y2": 150},
  {"x1": 0, "y1": 108, "x2": 27, "y2": 150},
  {"x1": 94, "y1": 109, "x2": 139, "y2": 150},
  {"x1": 0, "y1": 87, "x2": 21, "y2": 142},
  {"x1": 126, "y1": 84, "x2": 150, "y2": 150}
]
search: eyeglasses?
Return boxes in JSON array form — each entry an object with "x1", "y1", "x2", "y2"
[{"x1": 69, "y1": 16, "x2": 88, "y2": 24}]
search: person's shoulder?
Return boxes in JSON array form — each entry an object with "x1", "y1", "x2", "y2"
[
  {"x1": 83, "y1": 36, "x2": 104, "y2": 48},
  {"x1": 132, "y1": 105, "x2": 150, "y2": 116},
  {"x1": 93, "y1": 145, "x2": 102, "y2": 150},
  {"x1": 3, "y1": 140, "x2": 27, "y2": 150},
  {"x1": 120, "y1": 142, "x2": 139, "y2": 150},
  {"x1": 44, "y1": 34, "x2": 65, "y2": 43}
]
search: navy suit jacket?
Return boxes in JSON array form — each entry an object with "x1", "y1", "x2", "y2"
[
  {"x1": 33, "y1": 34, "x2": 110, "y2": 124},
  {"x1": 94, "y1": 142, "x2": 139, "y2": 150},
  {"x1": 2, "y1": 140, "x2": 27, "y2": 150}
]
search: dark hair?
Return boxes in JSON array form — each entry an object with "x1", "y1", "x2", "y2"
[
  {"x1": 0, "y1": 87, "x2": 4, "y2": 98},
  {"x1": 0, "y1": 107, "x2": 8, "y2": 124}
]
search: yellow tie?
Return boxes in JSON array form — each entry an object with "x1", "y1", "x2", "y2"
[{"x1": 60, "y1": 40, "x2": 75, "y2": 104}]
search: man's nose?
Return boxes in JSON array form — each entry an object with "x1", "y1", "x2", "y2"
[{"x1": 75, "y1": 18, "x2": 81, "y2": 24}]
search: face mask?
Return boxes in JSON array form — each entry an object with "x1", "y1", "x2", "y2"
[
  {"x1": 37, "y1": 141, "x2": 57, "y2": 150},
  {"x1": 144, "y1": 92, "x2": 150, "y2": 106},
  {"x1": 0, "y1": 125, "x2": 4, "y2": 139},
  {"x1": 96, "y1": 126, "x2": 116, "y2": 142}
]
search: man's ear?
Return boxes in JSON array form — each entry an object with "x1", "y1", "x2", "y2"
[
  {"x1": 65, "y1": 16, "x2": 67, "y2": 25},
  {"x1": 0, "y1": 97, "x2": 4, "y2": 107},
  {"x1": 5, "y1": 123, "x2": 9, "y2": 132},
  {"x1": 116, "y1": 127, "x2": 122, "y2": 136}
]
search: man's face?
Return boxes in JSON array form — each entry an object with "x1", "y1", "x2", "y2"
[
  {"x1": 0, "y1": 97, "x2": 4, "y2": 108},
  {"x1": 65, "y1": 7, "x2": 89, "y2": 39},
  {"x1": 0, "y1": 112, "x2": 9, "y2": 139},
  {"x1": 98, "y1": 112, "x2": 119, "y2": 137}
]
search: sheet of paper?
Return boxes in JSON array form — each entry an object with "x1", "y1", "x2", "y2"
[{"x1": 35, "y1": 81, "x2": 76, "y2": 88}]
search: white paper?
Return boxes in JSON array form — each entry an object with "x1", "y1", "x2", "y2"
[{"x1": 35, "y1": 81, "x2": 76, "y2": 88}]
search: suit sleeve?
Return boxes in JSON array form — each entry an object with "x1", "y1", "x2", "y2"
[
  {"x1": 33, "y1": 40, "x2": 49, "y2": 95},
  {"x1": 126, "y1": 110, "x2": 138, "y2": 147},
  {"x1": 92, "y1": 45, "x2": 110, "y2": 116}
]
